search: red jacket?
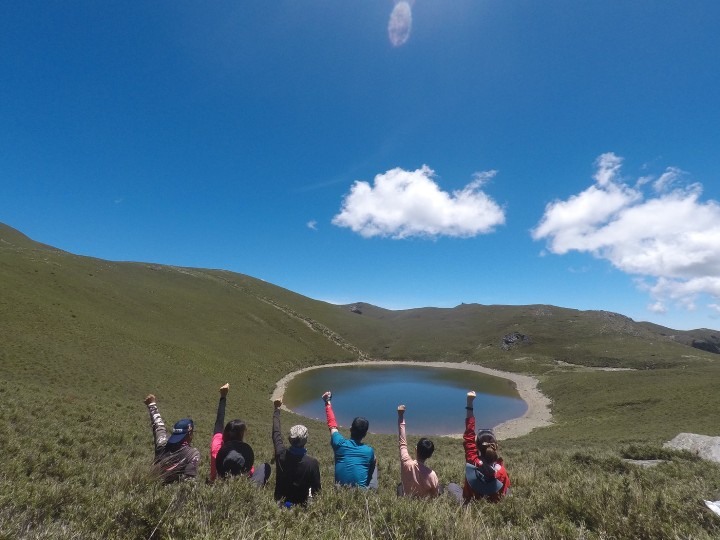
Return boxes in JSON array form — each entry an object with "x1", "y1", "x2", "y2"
[{"x1": 462, "y1": 415, "x2": 510, "y2": 502}]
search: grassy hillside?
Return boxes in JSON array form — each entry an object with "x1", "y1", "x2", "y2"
[{"x1": 2, "y1": 222, "x2": 720, "y2": 539}]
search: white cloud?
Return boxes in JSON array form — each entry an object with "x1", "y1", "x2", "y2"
[
  {"x1": 648, "y1": 301, "x2": 667, "y2": 314},
  {"x1": 307, "y1": 220, "x2": 318, "y2": 231},
  {"x1": 332, "y1": 165, "x2": 505, "y2": 239},
  {"x1": 533, "y1": 152, "x2": 720, "y2": 314},
  {"x1": 593, "y1": 152, "x2": 623, "y2": 187},
  {"x1": 388, "y1": 1, "x2": 412, "y2": 47},
  {"x1": 653, "y1": 166, "x2": 685, "y2": 193}
]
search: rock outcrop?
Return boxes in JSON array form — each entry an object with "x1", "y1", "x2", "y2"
[
  {"x1": 691, "y1": 339, "x2": 720, "y2": 354},
  {"x1": 664, "y1": 433, "x2": 720, "y2": 463},
  {"x1": 501, "y1": 332, "x2": 531, "y2": 351}
]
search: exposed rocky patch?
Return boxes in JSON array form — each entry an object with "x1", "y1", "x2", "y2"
[
  {"x1": 622, "y1": 459, "x2": 666, "y2": 468},
  {"x1": 691, "y1": 339, "x2": 720, "y2": 354},
  {"x1": 501, "y1": 332, "x2": 532, "y2": 350},
  {"x1": 589, "y1": 310, "x2": 647, "y2": 337}
]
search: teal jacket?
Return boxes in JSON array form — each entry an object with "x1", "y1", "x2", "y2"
[{"x1": 331, "y1": 431, "x2": 375, "y2": 487}]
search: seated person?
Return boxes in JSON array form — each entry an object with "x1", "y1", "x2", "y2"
[
  {"x1": 396, "y1": 405, "x2": 440, "y2": 498},
  {"x1": 210, "y1": 383, "x2": 270, "y2": 486},
  {"x1": 448, "y1": 391, "x2": 510, "y2": 503},
  {"x1": 271, "y1": 398, "x2": 321, "y2": 506},
  {"x1": 322, "y1": 391, "x2": 377, "y2": 488},
  {"x1": 144, "y1": 393, "x2": 200, "y2": 483}
]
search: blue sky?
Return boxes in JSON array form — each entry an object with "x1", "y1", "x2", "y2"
[{"x1": 2, "y1": 1, "x2": 719, "y2": 330}]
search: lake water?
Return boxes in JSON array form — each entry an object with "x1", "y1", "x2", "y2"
[{"x1": 282, "y1": 364, "x2": 528, "y2": 436}]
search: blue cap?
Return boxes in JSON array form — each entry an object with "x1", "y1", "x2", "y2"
[{"x1": 168, "y1": 418, "x2": 193, "y2": 445}]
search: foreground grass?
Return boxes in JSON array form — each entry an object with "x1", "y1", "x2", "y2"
[
  {"x1": 2, "y1": 224, "x2": 720, "y2": 538},
  {"x1": 2, "y1": 376, "x2": 720, "y2": 540}
]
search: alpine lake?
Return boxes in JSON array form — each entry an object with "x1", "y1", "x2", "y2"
[{"x1": 282, "y1": 364, "x2": 527, "y2": 436}]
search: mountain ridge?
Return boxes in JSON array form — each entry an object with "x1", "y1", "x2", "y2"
[{"x1": 1, "y1": 220, "x2": 717, "y2": 365}]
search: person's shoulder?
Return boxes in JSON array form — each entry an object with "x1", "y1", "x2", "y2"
[{"x1": 185, "y1": 446, "x2": 201, "y2": 461}]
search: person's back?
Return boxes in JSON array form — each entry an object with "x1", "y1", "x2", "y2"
[
  {"x1": 461, "y1": 392, "x2": 510, "y2": 502},
  {"x1": 397, "y1": 405, "x2": 439, "y2": 498},
  {"x1": 154, "y1": 441, "x2": 201, "y2": 483},
  {"x1": 322, "y1": 391, "x2": 377, "y2": 488},
  {"x1": 331, "y1": 432, "x2": 375, "y2": 486},
  {"x1": 272, "y1": 399, "x2": 321, "y2": 505},
  {"x1": 144, "y1": 394, "x2": 200, "y2": 484},
  {"x1": 209, "y1": 383, "x2": 270, "y2": 485},
  {"x1": 216, "y1": 439, "x2": 255, "y2": 477}
]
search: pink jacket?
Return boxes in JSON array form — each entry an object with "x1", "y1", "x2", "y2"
[
  {"x1": 398, "y1": 419, "x2": 439, "y2": 498},
  {"x1": 210, "y1": 432, "x2": 223, "y2": 481}
]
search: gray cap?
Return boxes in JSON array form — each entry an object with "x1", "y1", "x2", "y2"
[{"x1": 289, "y1": 424, "x2": 308, "y2": 447}]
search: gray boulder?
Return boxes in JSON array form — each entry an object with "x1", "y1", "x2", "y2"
[{"x1": 664, "y1": 433, "x2": 720, "y2": 463}]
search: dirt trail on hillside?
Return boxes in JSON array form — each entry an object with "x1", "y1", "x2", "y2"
[{"x1": 272, "y1": 360, "x2": 552, "y2": 440}]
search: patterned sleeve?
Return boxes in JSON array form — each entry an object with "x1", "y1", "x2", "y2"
[{"x1": 147, "y1": 401, "x2": 168, "y2": 457}]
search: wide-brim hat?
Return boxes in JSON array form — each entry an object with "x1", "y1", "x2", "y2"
[
  {"x1": 221, "y1": 449, "x2": 246, "y2": 475},
  {"x1": 168, "y1": 418, "x2": 193, "y2": 445},
  {"x1": 465, "y1": 463, "x2": 503, "y2": 495}
]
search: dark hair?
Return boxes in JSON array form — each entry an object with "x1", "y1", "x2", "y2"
[
  {"x1": 483, "y1": 446, "x2": 498, "y2": 463},
  {"x1": 223, "y1": 419, "x2": 246, "y2": 442},
  {"x1": 476, "y1": 430, "x2": 499, "y2": 462},
  {"x1": 416, "y1": 437, "x2": 434, "y2": 461},
  {"x1": 350, "y1": 416, "x2": 369, "y2": 440}
]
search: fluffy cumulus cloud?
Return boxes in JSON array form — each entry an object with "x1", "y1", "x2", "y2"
[
  {"x1": 332, "y1": 165, "x2": 505, "y2": 239},
  {"x1": 388, "y1": 1, "x2": 412, "y2": 47},
  {"x1": 532, "y1": 152, "x2": 720, "y2": 313}
]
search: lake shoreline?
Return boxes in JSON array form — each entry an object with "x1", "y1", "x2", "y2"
[{"x1": 272, "y1": 360, "x2": 553, "y2": 440}]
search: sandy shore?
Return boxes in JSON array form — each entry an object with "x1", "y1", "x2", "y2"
[{"x1": 272, "y1": 360, "x2": 552, "y2": 440}]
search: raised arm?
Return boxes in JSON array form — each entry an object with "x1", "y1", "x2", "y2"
[
  {"x1": 144, "y1": 394, "x2": 168, "y2": 456},
  {"x1": 397, "y1": 405, "x2": 411, "y2": 463},
  {"x1": 463, "y1": 391, "x2": 480, "y2": 466},
  {"x1": 322, "y1": 391, "x2": 338, "y2": 434},
  {"x1": 210, "y1": 384, "x2": 229, "y2": 481},
  {"x1": 214, "y1": 383, "x2": 229, "y2": 435},
  {"x1": 272, "y1": 399, "x2": 285, "y2": 456}
]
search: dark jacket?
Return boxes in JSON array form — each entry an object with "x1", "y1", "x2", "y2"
[
  {"x1": 154, "y1": 444, "x2": 201, "y2": 483},
  {"x1": 272, "y1": 409, "x2": 321, "y2": 505}
]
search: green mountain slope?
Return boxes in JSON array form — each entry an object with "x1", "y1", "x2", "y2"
[{"x1": 2, "y1": 221, "x2": 720, "y2": 539}]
